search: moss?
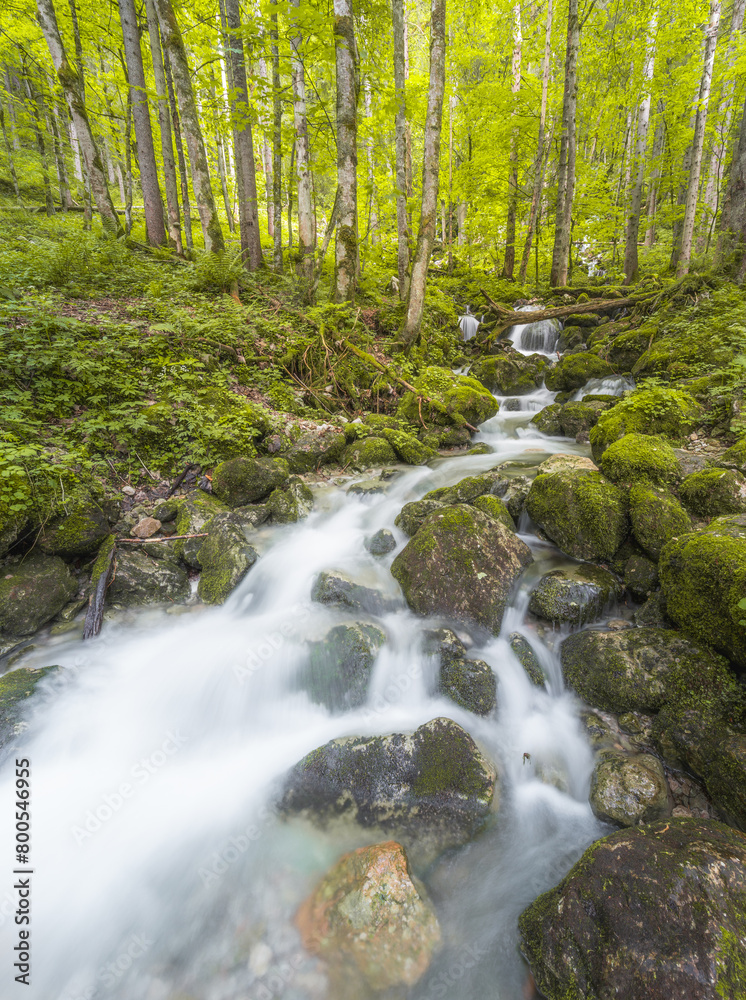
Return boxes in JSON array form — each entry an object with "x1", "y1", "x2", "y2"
[
  {"x1": 397, "y1": 367, "x2": 497, "y2": 427},
  {"x1": 599, "y1": 433, "x2": 682, "y2": 487},
  {"x1": 531, "y1": 403, "x2": 563, "y2": 435},
  {"x1": 716, "y1": 926, "x2": 746, "y2": 999},
  {"x1": 470, "y1": 494, "x2": 515, "y2": 530},
  {"x1": 0, "y1": 665, "x2": 59, "y2": 743},
  {"x1": 679, "y1": 468, "x2": 746, "y2": 517},
  {"x1": 545, "y1": 353, "x2": 614, "y2": 392},
  {"x1": 629, "y1": 482, "x2": 691, "y2": 560},
  {"x1": 719, "y1": 440, "x2": 746, "y2": 475},
  {"x1": 590, "y1": 386, "x2": 702, "y2": 460},
  {"x1": 0, "y1": 554, "x2": 77, "y2": 637},
  {"x1": 410, "y1": 718, "x2": 493, "y2": 800},
  {"x1": 559, "y1": 400, "x2": 611, "y2": 438},
  {"x1": 606, "y1": 326, "x2": 654, "y2": 370},
  {"x1": 173, "y1": 490, "x2": 229, "y2": 566},
  {"x1": 39, "y1": 506, "x2": 111, "y2": 558},
  {"x1": 212, "y1": 456, "x2": 290, "y2": 507},
  {"x1": 394, "y1": 499, "x2": 445, "y2": 537},
  {"x1": 380, "y1": 428, "x2": 437, "y2": 465},
  {"x1": 469, "y1": 354, "x2": 546, "y2": 396},
  {"x1": 423, "y1": 472, "x2": 503, "y2": 506},
  {"x1": 343, "y1": 436, "x2": 397, "y2": 469}
]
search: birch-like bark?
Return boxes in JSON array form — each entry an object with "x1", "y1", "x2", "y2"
[
  {"x1": 677, "y1": 0, "x2": 721, "y2": 276},
  {"x1": 501, "y1": 2, "x2": 522, "y2": 279},
  {"x1": 164, "y1": 45, "x2": 193, "y2": 251},
  {"x1": 118, "y1": 0, "x2": 167, "y2": 245},
  {"x1": 717, "y1": 94, "x2": 746, "y2": 276},
  {"x1": 48, "y1": 94, "x2": 74, "y2": 209},
  {"x1": 550, "y1": 0, "x2": 579, "y2": 287},
  {"x1": 290, "y1": 0, "x2": 314, "y2": 286},
  {"x1": 0, "y1": 95, "x2": 21, "y2": 205},
  {"x1": 68, "y1": 0, "x2": 92, "y2": 227},
  {"x1": 269, "y1": 3, "x2": 283, "y2": 272},
  {"x1": 624, "y1": 8, "x2": 658, "y2": 284},
  {"x1": 518, "y1": 0, "x2": 553, "y2": 282},
  {"x1": 154, "y1": 0, "x2": 224, "y2": 253},
  {"x1": 331, "y1": 0, "x2": 359, "y2": 301},
  {"x1": 399, "y1": 0, "x2": 446, "y2": 346},
  {"x1": 644, "y1": 104, "x2": 664, "y2": 246},
  {"x1": 392, "y1": 0, "x2": 410, "y2": 298},
  {"x1": 363, "y1": 75, "x2": 378, "y2": 246},
  {"x1": 256, "y1": 46, "x2": 275, "y2": 238},
  {"x1": 123, "y1": 87, "x2": 133, "y2": 234},
  {"x1": 145, "y1": 0, "x2": 182, "y2": 252},
  {"x1": 36, "y1": 0, "x2": 122, "y2": 233}
]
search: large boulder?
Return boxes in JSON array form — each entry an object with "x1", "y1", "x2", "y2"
[
  {"x1": 599, "y1": 433, "x2": 682, "y2": 487},
  {"x1": 589, "y1": 750, "x2": 670, "y2": 827},
  {"x1": 0, "y1": 665, "x2": 59, "y2": 747},
  {"x1": 296, "y1": 841, "x2": 441, "y2": 993},
  {"x1": 281, "y1": 424, "x2": 346, "y2": 473},
  {"x1": 0, "y1": 554, "x2": 77, "y2": 637},
  {"x1": 211, "y1": 456, "x2": 290, "y2": 507},
  {"x1": 195, "y1": 513, "x2": 258, "y2": 604},
  {"x1": 525, "y1": 469, "x2": 628, "y2": 562},
  {"x1": 560, "y1": 627, "x2": 732, "y2": 714},
  {"x1": 108, "y1": 549, "x2": 190, "y2": 607},
  {"x1": 280, "y1": 718, "x2": 497, "y2": 854},
  {"x1": 589, "y1": 387, "x2": 702, "y2": 460},
  {"x1": 173, "y1": 490, "x2": 230, "y2": 567},
  {"x1": 395, "y1": 499, "x2": 446, "y2": 537},
  {"x1": 397, "y1": 368, "x2": 498, "y2": 427},
  {"x1": 679, "y1": 468, "x2": 746, "y2": 517},
  {"x1": 519, "y1": 819, "x2": 746, "y2": 1000},
  {"x1": 267, "y1": 477, "x2": 314, "y2": 523},
  {"x1": 545, "y1": 353, "x2": 614, "y2": 392},
  {"x1": 531, "y1": 403, "x2": 563, "y2": 436},
  {"x1": 391, "y1": 505, "x2": 533, "y2": 634},
  {"x1": 629, "y1": 482, "x2": 692, "y2": 560},
  {"x1": 470, "y1": 353, "x2": 547, "y2": 396},
  {"x1": 306, "y1": 621, "x2": 386, "y2": 711},
  {"x1": 424, "y1": 628, "x2": 497, "y2": 716},
  {"x1": 528, "y1": 565, "x2": 622, "y2": 626},
  {"x1": 39, "y1": 505, "x2": 111, "y2": 557},
  {"x1": 660, "y1": 515, "x2": 746, "y2": 670},
  {"x1": 558, "y1": 400, "x2": 610, "y2": 438},
  {"x1": 381, "y1": 428, "x2": 437, "y2": 465},
  {"x1": 342, "y1": 436, "x2": 397, "y2": 470}
]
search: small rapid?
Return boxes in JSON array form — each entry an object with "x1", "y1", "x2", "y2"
[
  {"x1": 507, "y1": 309, "x2": 561, "y2": 357},
  {"x1": 0, "y1": 403, "x2": 607, "y2": 1000}
]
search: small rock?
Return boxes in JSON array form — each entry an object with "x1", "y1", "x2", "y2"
[
  {"x1": 589, "y1": 750, "x2": 671, "y2": 826},
  {"x1": 122, "y1": 486, "x2": 136, "y2": 496},
  {"x1": 366, "y1": 528, "x2": 396, "y2": 556},
  {"x1": 311, "y1": 571, "x2": 395, "y2": 615},
  {"x1": 131, "y1": 517, "x2": 162, "y2": 539},
  {"x1": 508, "y1": 632, "x2": 546, "y2": 686}
]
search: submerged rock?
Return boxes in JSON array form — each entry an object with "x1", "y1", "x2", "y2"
[
  {"x1": 366, "y1": 528, "x2": 396, "y2": 556},
  {"x1": 589, "y1": 750, "x2": 670, "y2": 826},
  {"x1": 528, "y1": 565, "x2": 622, "y2": 626},
  {"x1": 311, "y1": 571, "x2": 395, "y2": 615},
  {"x1": 391, "y1": 504, "x2": 533, "y2": 635},
  {"x1": 307, "y1": 621, "x2": 386, "y2": 711},
  {"x1": 211, "y1": 456, "x2": 290, "y2": 507},
  {"x1": 296, "y1": 841, "x2": 441, "y2": 993},
  {"x1": 424, "y1": 628, "x2": 496, "y2": 716},
  {"x1": 0, "y1": 554, "x2": 77, "y2": 637},
  {"x1": 519, "y1": 818, "x2": 746, "y2": 1000}
]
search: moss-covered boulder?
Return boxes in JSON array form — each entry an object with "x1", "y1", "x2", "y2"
[
  {"x1": 380, "y1": 428, "x2": 437, "y2": 465},
  {"x1": 605, "y1": 326, "x2": 651, "y2": 370},
  {"x1": 280, "y1": 717, "x2": 497, "y2": 855},
  {"x1": 391, "y1": 505, "x2": 533, "y2": 635},
  {"x1": 397, "y1": 368, "x2": 498, "y2": 428},
  {"x1": 212, "y1": 455, "x2": 290, "y2": 507},
  {"x1": 296, "y1": 841, "x2": 441, "y2": 993},
  {"x1": 470, "y1": 353, "x2": 546, "y2": 396},
  {"x1": 623, "y1": 552, "x2": 659, "y2": 600},
  {"x1": 589, "y1": 750, "x2": 670, "y2": 827},
  {"x1": 629, "y1": 483, "x2": 692, "y2": 560},
  {"x1": 424, "y1": 472, "x2": 504, "y2": 506},
  {"x1": 718, "y1": 439, "x2": 746, "y2": 476},
  {"x1": 281, "y1": 424, "x2": 346, "y2": 473},
  {"x1": 528, "y1": 565, "x2": 622, "y2": 626},
  {"x1": 39, "y1": 506, "x2": 111, "y2": 558},
  {"x1": 509, "y1": 632, "x2": 546, "y2": 685},
  {"x1": 108, "y1": 549, "x2": 190, "y2": 607},
  {"x1": 519, "y1": 818, "x2": 746, "y2": 1000},
  {"x1": 195, "y1": 513, "x2": 258, "y2": 604},
  {"x1": 660, "y1": 514, "x2": 746, "y2": 670},
  {"x1": 424, "y1": 628, "x2": 497, "y2": 716},
  {"x1": 599, "y1": 433, "x2": 682, "y2": 487},
  {"x1": 307, "y1": 621, "x2": 386, "y2": 711},
  {"x1": 366, "y1": 528, "x2": 396, "y2": 556},
  {"x1": 267, "y1": 477, "x2": 313, "y2": 523},
  {"x1": 679, "y1": 467, "x2": 746, "y2": 517},
  {"x1": 0, "y1": 554, "x2": 77, "y2": 637},
  {"x1": 173, "y1": 490, "x2": 229, "y2": 567},
  {"x1": 470, "y1": 494, "x2": 515, "y2": 530},
  {"x1": 395, "y1": 499, "x2": 446, "y2": 537},
  {"x1": 0, "y1": 665, "x2": 59, "y2": 746},
  {"x1": 589, "y1": 387, "x2": 702, "y2": 460},
  {"x1": 525, "y1": 469, "x2": 628, "y2": 562},
  {"x1": 556, "y1": 325, "x2": 584, "y2": 353},
  {"x1": 311, "y1": 571, "x2": 395, "y2": 615},
  {"x1": 530, "y1": 403, "x2": 563, "y2": 436},
  {"x1": 545, "y1": 353, "x2": 613, "y2": 392},
  {"x1": 343, "y1": 436, "x2": 398, "y2": 470},
  {"x1": 560, "y1": 627, "x2": 731, "y2": 714},
  {"x1": 558, "y1": 400, "x2": 611, "y2": 438}
]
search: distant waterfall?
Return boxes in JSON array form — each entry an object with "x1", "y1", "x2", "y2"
[{"x1": 459, "y1": 306, "x2": 483, "y2": 341}]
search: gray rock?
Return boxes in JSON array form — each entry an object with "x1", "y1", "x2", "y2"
[
  {"x1": 108, "y1": 549, "x2": 190, "y2": 607},
  {"x1": 282, "y1": 424, "x2": 346, "y2": 473},
  {"x1": 196, "y1": 513, "x2": 258, "y2": 604},
  {"x1": 306, "y1": 621, "x2": 386, "y2": 711},
  {"x1": 366, "y1": 529, "x2": 396, "y2": 556},
  {"x1": 529, "y1": 565, "x2": 622, "y2": 626},
  {"x1": 267, "y1": 477, "x2": 313, "y2": 523},
  {"x1": 509, "y1": 632, "x2": 546, "y2": 686},
  {"x1": 589, "y1": 750, "x2": 671, "y2": 826},
  {"x1": 39, "y1": 506, "x2": 111, "y2": 557},
  {"x1": 212, "y1": 456, "x2": 290, "y2": 507},
  {"x1": 311, "y1": 571, "x2": 396, "y2": 615},
  {"x1": 0, "y1": 554, "x2": 77, "y2": 637},
  {"x1": 424, "y1": 628, "x2": 496, "y2": 715}
]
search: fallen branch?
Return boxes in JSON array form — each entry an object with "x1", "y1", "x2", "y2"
[
  {"x1": 84, "y1": 536, "x2": 116, "y2": 640},
  {"x1": 115, "y1": 533, "x2": 208, "y2": 543},
  {"x1": 165, "y1": 463, "x2": 198, "y2": 498}
]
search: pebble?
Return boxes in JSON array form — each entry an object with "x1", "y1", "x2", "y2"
[{"x1": 131, "y1": 517, "x2": 162, "y2": 539}]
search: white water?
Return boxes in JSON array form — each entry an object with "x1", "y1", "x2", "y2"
[
  {"x1": 507, "y1": 308, "x2": 561, "y2": 358},
  {"x1": 572, "y1": 375, "x2": 635, "y2": 400},
  {"x1": 0, "y1": 406, "x2": 606, "y2": 1000},
  {"x1": 458, "y1": 307, "x2": 482, "y2": 342}
]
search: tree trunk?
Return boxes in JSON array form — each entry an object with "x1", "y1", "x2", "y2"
[
  {"x1": 124, "y1": 85, "x2": 133, "y2": 235},
  {"x1": 643, "y1": 103, "x2": 664, "y2": 246},
  {"x1": 669, "y1": 143, "x2": 692, "y2": 269},
  {"x1": 153, "y1": 0, "x2": 224, "y2": 252},
  {"x1": 624, "y1": 8, "x2": 658, "y2": 284},
  {"x1": 48, "y1": 93, "x2": 74, "y2": 209},
  {"x1": 24, "y1": 75, "x2": 54, "y2": 214},
  {"x1": 363, "y1": 75, "x2": 378, "y2": 246},
  {"x1": 287, "y1": 139, "x2": 295, "y2": 248},
  {"x1": 269, "y1": 3, "x2": 283, "y2": 272},
  {"x1": 331, "y1": 0, "x2": 359, "y2": 301},
  {"x1": 550, "y1": 0, "x2": 579, "y2": 287},
  {"x1": 501, "y1": 2, "x2": 522, "y2": 280},
  {"x1": 164, "y1": 45, "x2": 193, "y2": 251},
  {"x1": 677, "y1": 0, "x2": 722, "y2": 276},
  {"x1": 392, "y1": 0, "x2": 410, "y2": 298},
  {"x1": 290, "y1": 0, "x2": 314, "y2": 288},
  {"x1": 0, "y1": 94, "x2": 22, "y2": 205},
  {"x1": 68, "y1": 0, "x2": 92, "y2": 228},
  {"x1": 145, "y1": 0, "x2": 182, "y2": 252},
  {"x1": 118, "y1": 0, "x2": 167, "y2": 245},
  {"x1": 717, "y1": 93, "x2": 746, "y2": 277},
  {"x1": 398, "y1": 0, "x2": 446, "y2": 346},
  {"x1": 36, "y1": 0, "x2": 122, "y2": 233},
  {"x1": 256, "y1": 46, "x2": 275, "y2": 238}
]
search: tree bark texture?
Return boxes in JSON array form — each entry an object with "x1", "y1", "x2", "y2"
[
  {"x1": 550, "y1": 0, "x2": 579, "y2": 287},
  {"x1": 392, "y1": 0, "x2": 410, "y2": 298},
  {"x1": 624, "y1": 8, "x2": 657, "y2": 284},
  {"x1": 332, "y1": 0, "x2": 360, "y2": 301},
  {"x1": 501, "y1": 2, "x2": 522, "y2": 280},
  {"x1": 291, "y1": 0, "x2": 315, "y2": 287}
]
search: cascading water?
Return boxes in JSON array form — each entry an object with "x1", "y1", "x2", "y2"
[
  {"x1": 0, "y1": 404, "x2": 608, "y2": 1000},
  {"x1": 458, "y1": 307, "x2": 482, "y2": 342},
  {"x1": 571, "y1": 375, "x2": 635, "y2": 400},
  {"x1": 507, "y1": 307, "x2": 561, "y2": 357}
]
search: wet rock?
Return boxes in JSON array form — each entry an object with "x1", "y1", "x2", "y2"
[
  {"x1": 39, "y1": 506, "x2": 111, "y2": 557},
  {"x1": 0, "y1": 518, "x2": 25, "y2": 559},
  {"x1": 173, "y1": 490, "x2": 230, "y2": 568},
  {"x1": 545, "y1": 353, "x2": 613, "y2": 392},
  {"x1": 307, "y1": 621, "x2": 386, "y2": 712},
  {"x1": 470, "y1": 353, "x2": 546, "y2": 396},
  {"x1": 343, "y1": 436, "x2": 397, "y2": 470},
  {"x1": 212, "y1": 456, "x2": 290, "y2": 507},
  {"x1": 632, "y1": 591, "x2": 671, "y2": 627},
  {"x1": 0, "y1": 665, "x2": 59, "y2": 746},
  {"x1": 526, "y1": 468, "x2": 628, "y2": 562},
  {"x1": 589, "y1": 750, "x2": 670, "y2": 826},
  {"x1": 282, "y1": 424, "x2": 346, "y2": 473},
  {"x1": 509, "y1": 632, "x2": 546, "y2": 685},
  {"x1": 589, "y1": 386, "x2": 702, "y2": 460},
  {"x1": 391, "y1": 505, "x2": 533, "y2": 635},
  {"x1": 599, "y1": 433, "x2": 682, "y2": 487},
  {"x1": 296, "y1": 841, "x2": 441, "y2": 993},
  {"x1": 267, "y1": 477, "x2": 314, "y2": 523},
  {"x1": 280, "y1": 718, "x2": 497, "y2": 855},
  {"x1": 558, "y1": 400, "x2": 610, "y2": 438},
  {"x1": 0, "y1": 554, "x2": 77, "y2": 637},
  {"x1": 469, "y1": 494, "x2": 515, "y2": 530},
  {"x1": 530, "y1": 403, "x2": 563, "y2": 435},
  {"x1": 311, "y1": 571, "x2": 395, "y2": 615},
  {"x1": 131, "y1": 516, "x2": 161, "y2": 539},
  {"x1": 529, "y1": 565, "x2": 622, "y2": 626},
  {"x1": 537, "y1": 455, "x2": 597, "y2": 475},
  {"x1": 346, "y1": 477, "x2": 388, "y2": 496},
  {"x1": 660, "y1": 514, "x2": 746, "y2": 670},
  {"x1": 629, "y1": 482, "x2": 691, "y2": 560},
  {"x1": 195, "y1": 513, "x2": 258, "y2": 605},
  {"x1": 424, "y1": 628, "x2": 496, "y2": 715},
  {"x1": 108, "y1": 549, "x2": 190, "y2": 607},
  {"x1": 623, "y1": 552, "x2": 659, "y2": 600},
  {"x1": 395, "y1": 499, "x2": 446, "y2": 537},
  {"x1": 381, "y1": 428, "x2": 437, "y2": 465},
  {"x1": 679, "y1": 467, "x2": 746, "y2": 517},
  {"x1": 494, "y1": 474, "x2": 533, "y2": 521},
  {"x1": 423, "y1": 471, "x2": 505, "y2": 505},
  {"x1": 519, "y1": 818, "x2": 746, "y2": 1000},
  {"x1": 366, "y1": 529, "x2": 396, "y2": 556}
]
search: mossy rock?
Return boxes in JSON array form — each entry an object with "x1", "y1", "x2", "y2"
[
  {"x1": 279, "y1": 717, "x2": 497, "y2": 856},
  {"x1": 0, "y1": 554, "x2": 77, "y2": 637},
  {"x1": 589, "y1": 750, "x2": 670, "y2": 827},
  {"x1": 470, "y1": 353, "x2": 545, "y2": 396},
  {"x1": 423, "y1": 471, "x2": 504, "y2": 506},
  {"x1": 606, "y1": 327, "x2": 653, "y2": 370},
  {"x1": 0, "y1": 665, "x2": 59, "y2": 746},
  {"x1": 211, "y1": 456, "x2": 290, "y2": 507},
  {"x1": 679, "y1": 467, "x2": 746, "y2": 517},
  {"x1": 306, "y1": 621, "x2": 386, "y2": 711},
  {"x1": 590, "y1": 387, "x2": 702, "y2": 460},
  {"x1": 599, "y1": 433, "x2": 682, "y2": 487},
  {"x1": 391, "y1": 504, "x2": 533, "y2": 635},
  {"x1": 560, "y1": 627, "x2": 732, "y2": 714},
  {"x1": 363, "y1": 413, "x2": 405, "y2": 431},
  {"x1": 528, "y1": 565, "x2": 622, "y2": 626},
  {"x1": 508, "y1": 632, "x2": 546, "y2": 685},
  {"x1": 381, "y1": 428, "x2": 437, "y2": 465},
  {"x1": 424, "y1": 627, "x2": 497, "y2": 715},
  {"x1": 563, "y1": 312, "x2": 600, "y2": 328},
  {"x1": 718, "y1": 439, "x2": 746, "y2": 476},
  {"x1": 267, "y1": 477, "x2": 314, "y2": 523},
  {"x1": 311, "y1": 571, "x2": 395, "y2": 615},
  {"x1": 394, "y1": 499, "x2": 446, "y2": 537},
  {"x1": 173, "y1": 490, "x2": 230, "y2": 567},
  {"x1": 195, "y1": 512, "x2": 258, "y2": 605},
  {"x1": 281, "y1": 424, "x2": 346, "y2": 473},
  {"x1": 366, "y1": 528, "x2": 396, "y2": 556},
  {"x1": 623, "y1": 552, "x2": 659, "y2": 600},
  {"x1": 470, "y1": 494, "x2": 515, "y2": 530},
  {"x1": 660, "y1": 514, "x2": 746, "y2": 670},
  {"x1": 545, "y1": 353, "x2": 614, "y2": 392},
  {"x1": 343, "y1": 436, "x2": 398, "y2": 470},
  {"x1": 530, "y1": 403, "x2": 563, "y2": 435},
  {"x1": 629, "y1": 482, "x2": 692, "y2": 560},
  {"x1": 558, "y1": 400, "x2": 610, "y2": 438},
  {"x1": 38, "y1": 505, "x2": 111, "y2": 558},
  {"x1": 108, "y1": 549, "x2": 190, "y2": 607},
  {"x1": 437, "y1": 426, "x2": 472, "y2": 449},
  {"x1": 397, "y1": 368, "x2": 497, "y2": 428},
  {"x1": 519, "y1": 819, "x2": 746, "y2": 1000},
  {"x1": 525, "y1": 468, "x2": 629, "y2": 562},
  {"x1": 556, "y1": 325, "x2": 584, "y2": 353},
  {"x1": 633, "y1": 591, "x2": 671, "y2": 628}
]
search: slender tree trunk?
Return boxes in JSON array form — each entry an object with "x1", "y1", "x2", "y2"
[
  {"x1": 0, "y1": 95, "x2": 22, "y2": 205},
  {"x1": 717, "y1": 93, "x2": 746, "y2": 276},
  {"x1": 269, "y1": 1, "x2": 283, "y2": 272},
  {"x1": 36, "y1": 0, "x2": 122, "y2": 232},
  {"x1": 624, "y1": 8, "x2": 658, "y2": 284},
  {"x1": 154, "y1": 0, "x2": 224, "y2": 252},
  {"x1": 164, "y1": 45, "x2": 193, "y2": 251},
  {"x1": 550, "y1": 0, "x2": 579, "y2": 286},
  {"x1": 644, "y1": 103, "x2": 664, "y2": 246},
  {"x1": 392, "y1": 0, "x2": 410, "y2": 298},
  {"x1": 48, "y1": 92, "x2": 73, "y2": 209},
  {"x1": 145, "y1": 0, "x2": 182, "y2": 252},
  {"x1": 363, "y1": 75, "x2": 378, "y2": 246},
  {"x1": 287, "y1": 139, "x2": 296, "y2": 248},
  {"x1": 398, "y1": 0, "x2": 446, "y2": 346},
  {"x1": 68, "y1": 0, "x2": 92, "y2": 228},
  {"x1": 290, "y1": 0, "x2": 314, "y2": 288},
  {"x1": 118, "y1": 0, "x2": 167, "y2": 244},
  {"x1": 501, "y1": 2, "x2": 522, "y2": 279},
  {"x1": 24, "y1": 74, "x2": 55, "y2": 215},
  {"x1": 256, "y1": 46, "x2": 275, "y2": 238},
  {"x1": 208, "y1": 68, "x2": 235, "y2": 233},
  {"x1": 124, "y1": 87, "x2": 133, "y2": 234},
  {"x1": 331, "y1": 0, "x2": 359, "y2": 301},
  {"x1": 677, "y1": 0, "x2": 722, "y2": 276},
  {"x1": 669, "y1": 143, "x2": 692, "y2": 269}
]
